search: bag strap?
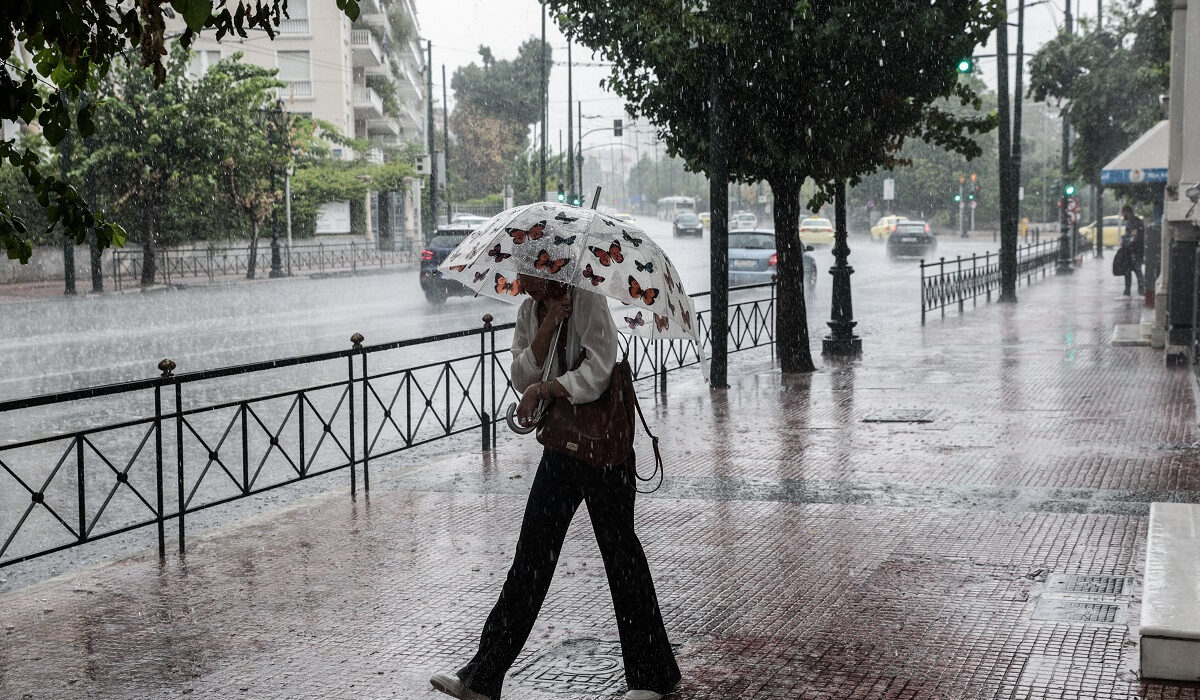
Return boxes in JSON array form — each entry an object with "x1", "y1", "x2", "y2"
[{"x1": 621, "y1": 352, "x2": 664, "y2": 493}]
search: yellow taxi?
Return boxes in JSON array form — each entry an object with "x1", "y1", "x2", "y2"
[
  {"x1": 698, "y1": 212, "x2": 711, "y2": 228},
  {"x1": 870, "y1": 215, "x2": 909, "y2": 241},
  {"x1": 1079, "y1": 215, "x2": 1124, "y2": 248},
  {"x1": 798, "y1": 217, "x2": 835, "y2": 247}
]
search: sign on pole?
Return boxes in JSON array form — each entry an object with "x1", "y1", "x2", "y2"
[
  {"x1": 882, "y1": 179, "x2": 895, "y2": 201},
  {"x1": 415, "y1": 154, "x2": 430, "y2": 175}
]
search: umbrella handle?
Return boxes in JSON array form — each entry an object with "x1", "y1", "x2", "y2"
[{"x1": 505, "y1": 401, "x2": 540, "y2": 434}]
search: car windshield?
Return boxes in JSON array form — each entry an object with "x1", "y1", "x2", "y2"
[
  {"x1": 729, "y1": 233, "x2": 774, "y2": 250},
  {"x1": 428, "y1": 233, "x2": 468, "y2": 249},
  {"x1": 802, "y1": 218, "x2": 831, "y2": 227},
  {"x1": 676, "y1": 214, "x2": 699, "y2": 224}
]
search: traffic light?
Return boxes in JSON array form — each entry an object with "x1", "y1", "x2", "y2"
[
  {"x1": 557, "y1": 182, "x2": 565, "y2": 202},
  {"x1": 613, "y1": 119, "x2": 623, "y2": 137},
  {"x1": 967, "y1": 190, "x2": 975, "y2": 201},
  {"x1": 1063, "y1": 183, "x2": 1076, "y2": 196},
  {"x1": 954, "y1": 193, "x2": 962, "y2": 203},
  {"x1": 571, "y1": 193, "x2": 582, "y2": 206},
  {"x1": 956, "y1": 57, "x2": 974, "y2": 74}
]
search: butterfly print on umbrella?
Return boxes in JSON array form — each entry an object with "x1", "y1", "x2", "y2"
[
  {"x1": 589, "y1": 240, "x2": 624, "y2": 266},
  {"x1": 582, "y1": 264, "x2": 606, "y2": 287},
  {"x1": 553, "y1": 235, "x2": 576, "y2": 245},
  {"x1": 628, "y1": 276, "x2": 659, "y2": 305},
  {"x1": 680, "y1": 308, "x2": 691, "y2": 329},
  {"x1": 506, "y1": 220, "x2": 546, "y2": 245},
  {"x1": 635, "y1": 260, "x2": 654, "y2": 273},
  {"x1": 553, "y1": 212, "x2": 580, "y2": 223},
  {"x1": 473, "y1": 269, "x2": 490, "y2": 283},
  {"x1": 664, "y1": 267, "x2": 674, "y2": 290},
  {"x1": 495, "y1": 273, "x2": 522, "y2": 296},
  {"x1": 449, "y1": 265, "x2": 467, "y2": 272},
  {"x1": 653, "y1": 313, "x2": 669, "y2": 332},
  {"x1": 621, "y1": 229, "x2": 643, "y2": 247},
  {"x1": 624, "y1": 311, "x2": 645, "y2": 330},
  {"x1": 534, "y1": 249, "x2": 569, "y2": 275},
  {"x1": 487, "y1": 244, "x2": 512, "y2": 263}
]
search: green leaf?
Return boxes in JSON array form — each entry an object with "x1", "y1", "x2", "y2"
[
  {"x1": 172, "y1": 0, "x2": 213, "y2": 32},
  {"x1": 343, "y1": 0, "x2": 361, "y2": 22}
]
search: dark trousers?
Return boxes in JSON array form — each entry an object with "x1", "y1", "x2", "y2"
[
  {"x1": 457, "y1": 448, "x2": 680, "y2": 699},
  {"x1": 1124, "y1": 252, "x2": 1145, "y2": 294}
]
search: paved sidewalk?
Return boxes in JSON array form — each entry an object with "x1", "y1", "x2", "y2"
[{"x1": 2, "y1": 260, "x2": 1198, "y2": 699}]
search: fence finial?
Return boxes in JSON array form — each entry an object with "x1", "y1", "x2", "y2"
[
  {"x1": 350, "y1": 332, "x2": 364, "y2": 348},
  {"x1": 158, "y1": 359, "x2": 176, "y2": 377}
]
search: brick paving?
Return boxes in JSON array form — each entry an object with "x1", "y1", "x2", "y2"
[{"x1": 2, "y1": 259, "x2": 1199, "y2": 699}]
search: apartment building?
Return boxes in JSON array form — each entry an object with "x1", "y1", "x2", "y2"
[{"x1": 179, "y1": 0, "x2": 426, "y2": 161}]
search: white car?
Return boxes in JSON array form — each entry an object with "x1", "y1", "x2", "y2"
[{"x1": 731, "y1": 212, "x2": 758, "y2": 230}]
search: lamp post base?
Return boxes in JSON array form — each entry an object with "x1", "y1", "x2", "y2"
[
  {"x1": 1055, "y1": 231, "x2": 1074, "y2": 275},
  {"x1": 822, "y1": 334, "x2": 862, "y2": 357}
]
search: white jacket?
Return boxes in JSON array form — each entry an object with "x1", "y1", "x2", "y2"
[{"x1": 510, "y1": 287, "x2": 618, "y2": 405}]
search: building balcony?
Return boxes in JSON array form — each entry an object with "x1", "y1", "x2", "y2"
[
  {"x1": 278, "y1": 18, "x2": 309, "y2": 35},
  {"x1": 351, "y1": 29, "x2": 383, "y2": 70},
  {"x1": 366, "y1": 146, "x2": 384, "y2": 165},
  {"x1": 352, "y1": 86, "x2": 384, "y2": 119},
  {"x1": 399, "y1": 103, "x2": 423, "y2": 137},
  {"x1": 368, "y1": 117, "x2": 401, "y2": 137},
  {"x1": 277, "y1": 80, "x2": 313, "y2": 101}
]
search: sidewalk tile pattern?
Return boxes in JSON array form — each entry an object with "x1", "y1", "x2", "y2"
[{"x1": 2, "y1": 261, "x2": 1198, "y2": 699}]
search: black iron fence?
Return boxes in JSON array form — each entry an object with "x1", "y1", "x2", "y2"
[
  {"x1": 0, "y1": 283, "x2": 775, "y2": 569},
  {"x1": 112, "y1": 242, "x2": 415, "y2": 290},
  {"x1": 920, "y1": 240, "x2": 1061, "y2": 324}
]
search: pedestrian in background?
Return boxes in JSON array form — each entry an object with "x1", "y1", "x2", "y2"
[{"x1": 1120, "y1": 205, "x2": 1146, "y2": 297}]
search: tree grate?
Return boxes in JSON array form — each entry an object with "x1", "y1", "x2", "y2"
[{"x1": 1046, "y1": 574, "x2": 1130, "y2": 596}]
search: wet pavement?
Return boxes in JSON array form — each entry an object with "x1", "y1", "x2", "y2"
[{"x1": 2, "y1": 256, "x2": 1197, "y2": 699}]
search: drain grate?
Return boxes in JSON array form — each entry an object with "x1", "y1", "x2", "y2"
[
  {"x1": 862, "y1": 409, "x2": 937, "y2": 424},
  {"x1": 511, "y1": 638, "x2": 627, "y2": 694},
  {"x1": 1046, "y1": 574, "x2": 1131, "y2": 596},
  {"x1": 1032, "y1": 600, "x2": 1125, "y2": 624}
]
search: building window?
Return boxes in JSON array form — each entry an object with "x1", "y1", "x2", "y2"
[
  {"x1": 276, "y1": 50, "x2": 313, "y2": 99},
  {"x1": 187, "y1": 49, "x2": 221, "y2": 77},
  {"x1": 279, "y1": 0, "x2": 309, "y2": 34}
]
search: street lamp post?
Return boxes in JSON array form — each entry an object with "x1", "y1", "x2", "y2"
[{"x1": 823, "y1": 181, "x2": 862, "y2": 357}]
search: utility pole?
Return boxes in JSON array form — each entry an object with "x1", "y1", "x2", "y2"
[
  {"x1": 1094, "y1": 0, "x2": 1104, "y2": 259},
  {"x1": 1055, "y1": 0, "x2": 1075, "y2": 274},
  {"x1": 566, "y1": 41, "x2": 574, "y2": 201},
  {"x1": 1013, "y1": 0, "x2": 1025, "y2": 249},
  {"x1": 540, "y1": 7, "x2": 547, "y2": 203},
  {"x1": 998, "y1": 3, "x2": 1017, "y2": 302},
  {"x1": 426, "y1": 41, "x2": 438, "y2": 229},
  {"x1": 442, "y1": 64, "x2": 450, "y2": 224},
  {"x1": 577, "y1": 100, "x2": 584, "y2": 197}
]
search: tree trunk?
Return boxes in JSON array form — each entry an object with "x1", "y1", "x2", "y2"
[
  {"x1": 246, "y1": 219, "x2": 259, "y2": 280},
  {"x1": 140, "y1": 209, "x2": 156, "y2": 287},
  {"x1": 770, "y1": 175, "x2": 816, "y2": 373}
]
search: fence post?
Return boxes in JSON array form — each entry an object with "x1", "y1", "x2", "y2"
[
  {"x1": 352, "y1": 242, "x2": 357, "y2": 273},
  {"x1": 489, "y1": 321, "x2": 499, "y2": 447},
  {"x1": 957, "y1": 255, "x2": 965, "y2": 314},
  {"x1": 939, "y1": 257, "x2": 946, "y2": 319},
  {"x1": 971, "y1": 253, "x2": 978, "y2": 308},
  {"x1": 286, "y1": 244, "x2": 292, "y2": 278},
  {"x1": 361, "y1": 341, "x2": 370, "y2": 492},
  {"x1": 154, "y1": 359, "x2": 174, "y2": 557},
  {"x1": 75, "y1": 434, "x2": 85, "y2": 543},
  {"x1": 348, "y1": 333, "x2": 362, "y2": 497},
  {"x1": 986, "y1": 252, "x2": 993, "y2": 303},
  {"x1": 770, "y1": 275, "x2": 777, "y2": 358},
  {"x1": 920, "y1": 261, "x2": 926, "y2": 325},
  {"x1": 319, "y1": 243, "x2": 325, "y2": 273},
  {"x1": 240, "y1": 402, "x2": 249, "y2": 494},
  {"x1": 481, "y1": 314, "x2": 493, "y2": 451}
]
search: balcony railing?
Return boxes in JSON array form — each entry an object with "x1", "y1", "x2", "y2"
[
  {"x1": 278, "y1": 18, "x2": 309, "y2": 35},
  {"x1": 352, "y1": 86, "x2": 384, "y2": 117},
  {"x1": 278, "y1": 80, "x2": 313, "y2": 100}
]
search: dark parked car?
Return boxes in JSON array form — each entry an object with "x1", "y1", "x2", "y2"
[
  {"x1": 727, "y1": 229, "x2": 817, "y2": 300},
  {"x1": 886, "y1": 220, "x2": 937, "y2": 260},
  {"x1": 673, "y1": 212, "x2": 703, "y2": 238},
  {"x1": 419, "y1": 225, "x2": 474, "y2": 304}
]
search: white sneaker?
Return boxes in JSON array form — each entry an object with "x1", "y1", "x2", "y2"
[
  {"x1": 624, "y1": 691, "x2": 665, "y2": 700},
  {"x1": 429, "y1": 671, "x2": 493, "y2": 700}
]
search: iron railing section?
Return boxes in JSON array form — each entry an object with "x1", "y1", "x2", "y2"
[
  {"x1": 920, "y1": 240, "x2": 1060, "y2": 324},
  {"x1": 112, "y1": 242, "x2": 414, "y2": 290},
  {"x1": 0, "y1": 283, "x2": 776, "y2": 569}
]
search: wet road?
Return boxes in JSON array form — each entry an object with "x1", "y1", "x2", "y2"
[{"x1": 0, "y1": 214, "x2": 1004, "y2": 593}]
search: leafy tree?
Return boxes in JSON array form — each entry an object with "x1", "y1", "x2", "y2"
[
  {"x1": 450, "y1": 40, "x2": 550, "y2": 126},
  {"x1": 1027, "y1": 0, "x2": 1171, "y2": 198},
  {"x1": 1, "y1": 0, "x2": 358, "y2": 263},
  {"x1": 448, "y1": 104, "x2": 526, "y2": 200},
  {"x1": 547, "y1": 0, "x2": 998, "y2": 372}
]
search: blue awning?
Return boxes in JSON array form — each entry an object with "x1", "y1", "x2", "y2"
[{"x1": 1101, "y1": 120, "x2": 1169, "y2": 185}]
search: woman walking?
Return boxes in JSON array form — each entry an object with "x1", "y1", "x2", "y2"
[{"x1": 430, "y1": 273, "x2": 681, "y2": 700}]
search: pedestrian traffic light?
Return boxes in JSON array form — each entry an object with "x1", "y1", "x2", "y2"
[
  {"x1": 967, "y1": 190, "x2": 975, "y2": 201},
  {"x1": 571, "y1": 193, "x2": 581, "y2": 206},
  {"x1": 956, "y1": 57, "x2": 974, "y2": 74},
  {"x1": 954, "y1": 193, "x2": 962, "y2": 203},
  {"x1": 613, "y1": 119, "x2": 623, "y2": 137},
  {"x1": 557, "y1": 182, "x2": 565, "y2": 202},
  {"x1": 1064, "y1": 183, "x2": 1076, "y2": 196}
]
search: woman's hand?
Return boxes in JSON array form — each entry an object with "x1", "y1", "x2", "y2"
[
  {"x1": 516, "y1": 383, "x2": 545, "y2": 426},
  {"x1": 540, "y1": 292, "x2": 572, "y2": 330}
]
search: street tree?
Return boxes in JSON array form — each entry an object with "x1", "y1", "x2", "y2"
[
  {"x1": 448, "y1": 104, "x2": 527, "y2": 200},
  {"x1": 1, "y1": 0, "x2": 358, "y2": 264},
  {"x1": 1027, "y1": 0, "x2": 1171, "y2": 200},
  {"x1": 546, "y1": 0, "x2": 998, "y2": 372}
]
